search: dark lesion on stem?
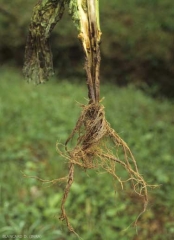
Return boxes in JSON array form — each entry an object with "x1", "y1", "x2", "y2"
[
  {"x1": 77, "y1": 0, "x2": 101, "y2": 103},
  {"x1": 86, "y1": 7, "x2": 101, "y2": 103},
  {"x1": 23, "y1": 0, "x2": 67, "y2": 84}
]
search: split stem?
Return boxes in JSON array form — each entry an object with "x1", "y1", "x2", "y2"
[{"x1": 78, "y1": 0, "x2": 101, "y2": 103}]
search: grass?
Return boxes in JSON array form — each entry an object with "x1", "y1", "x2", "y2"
[{"x1": 0, "y1": 66, "x2": 174, "y2": 239}]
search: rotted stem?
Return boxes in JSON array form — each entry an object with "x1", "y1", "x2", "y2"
[
  {"x1": 23, "y1": 0, "x2": 68, "y2": 84},
  {"x1": 77, "y1": 0, "x2": 102, "y2": 103}
]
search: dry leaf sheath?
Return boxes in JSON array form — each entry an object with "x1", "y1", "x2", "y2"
[{"x1": 23, "y1": 0, "x2": 149, "y2": 235}]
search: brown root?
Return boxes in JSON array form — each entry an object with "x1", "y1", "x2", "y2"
[{"x1": 58, "y1": 102, "x2": 149, "y2": 233}]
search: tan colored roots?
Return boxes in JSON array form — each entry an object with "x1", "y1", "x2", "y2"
[{"x1": 57, "y1": 102, "x2": 148, "y2": 234}]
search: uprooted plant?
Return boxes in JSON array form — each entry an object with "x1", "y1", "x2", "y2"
[{"x1": 23, "y1": 0, "x2": 152, "y2": 235}]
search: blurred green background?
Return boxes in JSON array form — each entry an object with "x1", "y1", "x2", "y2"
[{"x1": 0, "y1": 0, "x2": 174, "y2": 239}]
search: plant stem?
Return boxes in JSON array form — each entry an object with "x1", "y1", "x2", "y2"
[{"x1": 77, "y1": 0, "x2": 101, "y2": 103}]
